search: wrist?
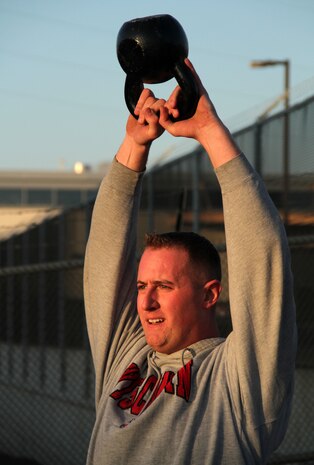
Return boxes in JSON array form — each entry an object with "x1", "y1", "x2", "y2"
[
  {"x1": 116, "y1": 134, "x2": 151, "y2": 172},
  {"x1": 197, "y1": 119, "x2": 240, "y2": 169}
]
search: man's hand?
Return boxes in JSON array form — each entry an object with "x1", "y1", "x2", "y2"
[
  {"x1": 127, "y1": 89, "x2": 165, "y2": 146},
  {"x1": 159, "y1": 59, "x2": 240, "y2": 168},
  {"x1": 159, "y1": 59, "x2": 219, "y2": 142},
  {"x1": 116, "y1": 89, "x2": 165, "y2": 171}
]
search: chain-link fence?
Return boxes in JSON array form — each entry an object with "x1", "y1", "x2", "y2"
[
  {"x1": 0, "y1": 237, "x2": 313, "y2": 465},
  {"x1": 274, "y1": 237, "x2": 314, "y2": 465},
  {"x1": 140, "y1": 96, "x2": 314, "y2": 240},
  {"x1": 0, "y1": 260, "x2": 95, "y2": 465},
  {"x1": 1, "y1": 95, "x2": 313, "y2": 464},
  {"x1": 220, "y1": 237, "x2": 314, "y2": 465}
]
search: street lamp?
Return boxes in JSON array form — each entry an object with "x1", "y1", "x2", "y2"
[{"x1": 250, "y1": 59, "x2": 290, "y2": 225}]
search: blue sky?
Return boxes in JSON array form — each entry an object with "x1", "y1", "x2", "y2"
[{"x1": 1, "y1": 0, "x2": 314, "y2": 171}]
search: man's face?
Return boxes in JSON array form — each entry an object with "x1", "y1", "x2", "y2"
[{"x1": 137, "y1": 246, "x2": 211, "y2": 354}]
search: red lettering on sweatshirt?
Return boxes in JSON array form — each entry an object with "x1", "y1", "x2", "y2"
[
  {"x1": 146, "y1": 370, "x2": 175, "y2": 408},
  {"x1": 176, "y1": 359, "x2": 193, "y2": 401},
  {"x1": 131, "y1": 375, "x2": 157, "y2": 415},
  {"x1": 110, "y1": 363, "x2": 144, "y2": 401},
  {"x1": 118, "y1": 386, "x2": 139, "y2": 410},
  {"x1": 118, "y1": 362, "x2": 141, "y2": 381},
  {"x1": 110, "y1": 360, "x2": 193, "y2": 415}
]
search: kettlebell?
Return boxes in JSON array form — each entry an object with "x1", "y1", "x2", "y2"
[{"x1": 116, "y1": 14, "x2": 199, "y2": 121}]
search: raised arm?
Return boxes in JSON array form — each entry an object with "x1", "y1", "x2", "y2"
[
  {"x1": 160, "y1": 60, "x2": 297, "y2": 453},
  {"x1": 116, "y1": 89, "x2": 166, "y2": 170},
  {"x1": 84, "y1": 90, "x2": 165, "y2": 404},
  {"x1": 217, "y1": 154, "x2": 296, "y2": 454}
]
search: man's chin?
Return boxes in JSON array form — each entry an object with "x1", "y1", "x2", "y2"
[{"x1": 145, "y1": 334, "x2": 168, "y2": 352}]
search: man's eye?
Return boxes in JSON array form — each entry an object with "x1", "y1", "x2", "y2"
[
  {"x1": 158, "y1": 284, "x2": 171, "y2": 290},
  {"x1": 137, "y1": 284, "x2": 146, "y2": 291}
]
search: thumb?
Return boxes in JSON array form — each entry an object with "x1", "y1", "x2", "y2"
[{"x1": 159, "y1": 106, "x2": 178, "y2": 135}]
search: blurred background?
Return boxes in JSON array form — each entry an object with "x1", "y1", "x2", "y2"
[
  {"x1": 1, "y1": 0, "x2": 314, "y2": 171},
  {"x1": 0, "y1": 1, "x2": 313, "y2": 464}
]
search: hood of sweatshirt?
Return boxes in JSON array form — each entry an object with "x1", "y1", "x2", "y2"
[{"x1": 148, "y1": 337, "x2": 225, "y2": 375}]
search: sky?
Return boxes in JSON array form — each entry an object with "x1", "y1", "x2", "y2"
[{"x1": 1, "y1": 0, "x2": 314, "y2": 172}]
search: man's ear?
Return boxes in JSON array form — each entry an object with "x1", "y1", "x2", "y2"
[{"x1": 202, "y1": 280, "x2": 222, "y2": 309}]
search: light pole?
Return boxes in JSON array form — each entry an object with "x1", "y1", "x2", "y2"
[{"x1": 250, "y1": 59, "x2": 290, "y2": 225}]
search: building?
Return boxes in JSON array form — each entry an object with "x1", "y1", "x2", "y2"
[{"x1": 0, "y1": 163, "x2": 108, "y2": 241}]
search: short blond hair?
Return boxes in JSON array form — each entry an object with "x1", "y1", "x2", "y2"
[{"x1": 144, "y1": 231, "x2": 221, "y2": 282}]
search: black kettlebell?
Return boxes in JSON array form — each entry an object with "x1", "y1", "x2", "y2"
[{"x1": 116, "y1": 14, "x2": 199, "y2": 121}]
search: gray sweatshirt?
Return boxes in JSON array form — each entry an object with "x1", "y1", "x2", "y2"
[{"x1": 84, "y1": 154, "x2": 297, "y2": 465}]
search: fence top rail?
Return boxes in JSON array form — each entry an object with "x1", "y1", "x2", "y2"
[
  {"x1": 0, "y1": 258, "x2": 84, "y2": 276},
  {"x1": 1, "y1": 235, "x2": 314, "y2": 277},
  {"x1": 288, "y1": 235, "x2": 314, "y2": 247}
]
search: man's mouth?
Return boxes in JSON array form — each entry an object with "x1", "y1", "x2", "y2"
[{"x1": 148, "y1": 318, "x2": 165, "y2": 325}]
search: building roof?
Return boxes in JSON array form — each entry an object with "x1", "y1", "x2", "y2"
[
  {"x1": 0, "y1": 207, "x2": 62, "y2": 241},
  {"x1": 0, "y1": 167, "x2": 106, "y2": 189}
]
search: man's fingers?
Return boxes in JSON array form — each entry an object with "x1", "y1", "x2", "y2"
[
  {"x1": 159, "y1": 106, "x2": 174, "y2": 131},
  {"x1": 143, "y1": 107, "x2": 158, "y2": 123},
  {"x1": 134, "y1": 88, "x2": 155, "y2": 115},
  {"x1": 165, "y1": 86, "x2": 181, "y2": 111},
  {"x1": 184, "y1": 58, "x2": 207, "y2": 95},
  {"x1": 138, "y1": 98, "x2": 166, "y2": 124},
  {"x1": 150, "y1": 98, "x2": 166, "y2": 114}
]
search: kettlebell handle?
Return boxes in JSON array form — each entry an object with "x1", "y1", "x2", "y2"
[{"x1": 124, "y1": 60, "x2": 199, "y2": 121}]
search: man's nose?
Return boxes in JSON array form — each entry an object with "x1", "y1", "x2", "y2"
[{"x1": 141, "y1": 289, "x2": 159, "y2": 311}]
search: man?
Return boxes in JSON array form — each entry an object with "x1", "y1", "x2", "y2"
[{"x1": 84, "y1": 60, "x2": 297, "y2": 465}]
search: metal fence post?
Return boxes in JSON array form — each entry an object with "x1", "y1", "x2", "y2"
[
  {"x1": 6, "y1": 238, "x2": 14, "y2": 378},
  {"x1": 21, "y1": 231, "x2": 29, "y2": 380},
  {"x1": 58, "y1": 213, "x2": 66, "y2": 391},
  {"x1": 38, "y1": 221, "x2": 47, "y2": 388},
  {"x1": 254, "y1": 121, "x2": 263, "y2": 175}
]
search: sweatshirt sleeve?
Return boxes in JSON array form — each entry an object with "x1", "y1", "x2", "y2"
[
  {"x1": 215, "y1": 154, "x2": 297, "y2": 452},
  {"x1": 84, "y1": 158, "x2": 145, "y2": 405}
]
